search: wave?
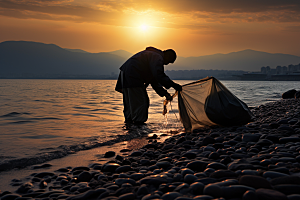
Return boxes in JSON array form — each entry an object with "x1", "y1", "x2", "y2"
[{"x1": 0, "y1": 125, "x2": 154, "y2": 172}]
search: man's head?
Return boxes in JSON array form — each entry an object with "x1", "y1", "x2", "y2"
[{"x1": 163, "y1": 49, "x2": 177, "y2": 65}]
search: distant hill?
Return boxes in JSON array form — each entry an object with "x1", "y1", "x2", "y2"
[
  {"x1": 169, "y1": 49, "x2": 300, "y2": 71},
  {"x1": 1, "y1": 41, "x2": 300, "y2": 79},
  {"x1": 108, "y1": 50, "x2": 133, "y2": 59},
  {"x1": 0, "y1": 41, "x2": 126, "y2": 78}
]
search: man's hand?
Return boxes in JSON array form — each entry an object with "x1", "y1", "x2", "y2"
[
  {"x1": 173, "y1": 83, "x2": 182, "y2": 91},
  {"x1": 165, "y1": 93, "x2": 173, "y2": 101}
]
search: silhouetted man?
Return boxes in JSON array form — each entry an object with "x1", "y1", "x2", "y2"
[{"x1": 115, "y1": 47, "x2": 182, "y2": 125}]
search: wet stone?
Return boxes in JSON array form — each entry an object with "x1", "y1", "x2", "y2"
[
  {"x1": 193, "y1": 195, "x2": 214, "y2": 200},
  {"x1": 118, "y1": 193, "x2": 135, "y2": 200},
  {"x1": 242, "y1": 134, "x2": 261, "y2": 143},
  {"x1": 77, "y1": 171, "x2": 92, "y2": 182},
  {"x1": 156, "y1": 161, "x2": 171, "y2": 169},
  {"x1": 206, "y1": 162, "x2": 226, "y2": 170},
  {"x1": 209, "y1": 170, "x2": 238, "y2": 179},
  {"x1": 221, "y1": 185, "x2": 255, "y2": 199},
  {"x1": 34, "y1": 172, "x2": 55, "y2": 178},
  {"x1": 263, "y1": 171, "x2": 289, "y2": 179},
  {"x1": 270, "y1": 176, "x2": 300, "y2": 185},
  {"x1": 102, "y1": 163, "x2": 120, "y2": 172},
  {"x1": 180, "y1": 168, "x2": 195, "y2": 176},
  {"x1": 184, "y1": 174, "x2": 198, "y2": 184},
  {"x1": 114, "y1": 178, "x2": 136, "y2": 186},
  {"x1": 243, "y1": 190, "x2": 258, "y2": 200},
  {"x1": 115, "y1": 165, "x2": 133, "y2": 173},
  {"x1": 104, "y1": 151, "x2": 116, "y2": 158},
  {"x1": 239, "y1": 175, "x2": 272, "y2": 189},
  {"x1": 274, "y1": 184, "x2": 300, "y2": 195},
  {"x1": 161, "y1": 192, "x2": 181, "y2": 200},
  {"x1": 256, "y1": 188, "x2": 288, "y2": 200},
  {"x1": 186, "y1": 161, "x2": 208, "y2": 172}
]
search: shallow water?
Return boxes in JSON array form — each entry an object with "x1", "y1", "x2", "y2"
[{"x1": 0, "y1": 79, "x2": 299, "y2": 171}]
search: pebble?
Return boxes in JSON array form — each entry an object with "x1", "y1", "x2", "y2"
[{"x1": 256, "y1": 188, "x2": 288, "y2": 200}]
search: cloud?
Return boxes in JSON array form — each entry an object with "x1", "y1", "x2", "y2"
[{"x1": 0, "y1": 0, "x2": 300, "y2": 29}]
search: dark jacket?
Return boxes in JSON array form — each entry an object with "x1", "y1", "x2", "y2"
[{"x1": 115, "y1": 47, "x2": 175, "y2": 97}]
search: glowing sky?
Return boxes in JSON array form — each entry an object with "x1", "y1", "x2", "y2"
[{"x1": 1, "y1": 0, "x2": 300, "y2": 57}]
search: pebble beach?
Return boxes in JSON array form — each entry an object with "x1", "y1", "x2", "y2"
[{"x1": 1, "y1": 98, "x2": 300, "y2": 200}]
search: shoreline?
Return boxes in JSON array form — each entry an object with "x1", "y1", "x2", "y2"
[{"x1": 1, "y1": 98, "x2": 300, "y2": 199}]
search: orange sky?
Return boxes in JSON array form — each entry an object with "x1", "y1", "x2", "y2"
[{"x1": 0, "y1": 0, "x2": 300, "y2": 57}]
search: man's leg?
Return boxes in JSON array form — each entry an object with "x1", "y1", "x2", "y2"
[
  {"x1": 126, "y1": 87, "x2": 149, "y2": 123},
  {"x1": 122, "y1": 88, "x2": 133, "y2": 123}
]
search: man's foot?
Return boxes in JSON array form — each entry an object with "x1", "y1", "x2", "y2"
[
  {"x1": 133, "y1": 121, "x2": 147, "y2": 126},
  {"x1": 124, "y1": 119, "x2": 133, "y2": 124}
]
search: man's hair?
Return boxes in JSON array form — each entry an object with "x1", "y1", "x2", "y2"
[{"x1": 164, "y1": 49, "x2": 177, "y2": 63}]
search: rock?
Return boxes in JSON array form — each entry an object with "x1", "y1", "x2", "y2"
[
  {"x1": 274, "y1": 184, "x2": 300, "y2": 195},
  {"x1": 256, "y1": 139, "x2": 273, "y2": 146},
  {"x1": 202, "y1": 137, "x2": 216, "y2": 145},
  {"x1": 116, "y1": 165, "x2": 133, "y2": 173},
  {"x1": 72, "y1": 166, "x2": 90, "y2": 172},
  {"x1": 0, "y1": 194, "x2": 21, "y2": 200},
  {"x1": 209, "y1": 179, "x2": 238, "y2": 187},
  {"x1": 295, "y1": 91, "x2": 300, "y2": 99},
  {"x1": 104, "y1": 151, "x2": 116, "y2": 158},
  {"x1": 287, "y1": 194, "x2": 300, "y2": 200},
  {"x1": 282, "y1": 89, "x2": 297, "y2": 99},
  {"x1": 161, "y1": 192, "x2": 181, "y2": 200},
  {"x1": 66, "y1": 188, "x2": 108, "y2": 200},
  {"x1": 242, "y1": 134, "x2": 261, "y2": 143},
  {"x1": 239, "y1": 175, "x2": 272, "y2": 189},
  {"x1": 141, "y1": 194, "x2": 160, "y2": 200},
  {"x1": 203, "y1": 184, "x2": 222, "y2": 198},
  {"x1": 118, "y1": 193, "x2": 135, "y2": 200},
  {"x1": 208, "y1": 152, "x2": 219, "y2": 159},
  {"x1": 34, "y1": 172, "x2": 55, "y2": 178},
  {"x1": 181, "y1": 168, "x2": 195, "y2": 176},
  {"x1": 186, "y1": 161, "x2": 208, "y2": 172},
  {"x1": 263, "y1": 171, "x2": 289, "y2": 179},
  {"x1": 243, "y1": 190, "x2": 258, "y2": 200},
  {"x1": 193, "y1": 195, "x2": 214, "y2": 200},
  {"x1": 16, "y1": 182, "x2": 34, "y2": 194},
  {"x1": 115, "y1": 178, "x2": 136, "y2": 187},
  {"x1": 102, "y1": 163, "x2": 120, "y2": 172},
  {"x1": 137, "y1": 184, "x2": 149, "y2": 196},
  {"x1": 195, "y1": 178, "x2": 217, "y2": 185},
  {"x1": 270, "y1": 176, "x2": 300, "y2": 185},
  {"x1": 138, "y1": 175, "x2": 168, "y2": 186},
  {"x1": 206, "y1": 162, "x2": 226, "y2": 170},
  {"x1": 279, "y1": 137, "x2": 300, "y2": 143},
  {"x1": 182, "y1": 152, "x2": 197, "y2": 159},
  {"x1": 130, "y1": 151, "x2": 143, "y2": 156},
  {"x1": 256, "y1": 188, "x2": 288, "y2": 200},
  {"x1": 130, "y1": 173, "x2": 144, "y2": 181},
  {"x1": 241, "y1": 170, "x2": 259, "y2": 176},
  {"x1": 190, "y1": 182, "x2": 205, "y2": 195},
  {"x1": 209, "y1": 170, "x2": 238, "y2": 179},
  {"x1": 184, "y1": 174, "x2": 198, "y2": 184},
  {"x1": 156, "y1": 161, "x2": 171, "y2": 169},
  {"x1": 222, "y1": 185, "x2": 255, "y2": 199},
  {"x1": 32, "y1": 163, "x2": 52, "y2": 169},
  {"x1": 77, "y1": 171, "x2": 92, "y2": 182},
  {"x1": 270, "y1": 167, "x2": 290, "y2": 174},
  {"x1": 174, "y1": 183, "x2": 189, "y2": 193}
]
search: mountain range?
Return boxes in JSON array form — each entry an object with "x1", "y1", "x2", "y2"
[{"x1": 1, "y1": 41, "x2": 300, "y2": 79}]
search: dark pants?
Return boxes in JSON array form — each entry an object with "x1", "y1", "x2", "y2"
[{"x1": 122, "y1": 87, "x2": 149, "y2": 123}]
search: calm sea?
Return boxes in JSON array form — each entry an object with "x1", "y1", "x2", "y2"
[{"x1": 0, "y1": 79, "x2": 299, "y2": 171}]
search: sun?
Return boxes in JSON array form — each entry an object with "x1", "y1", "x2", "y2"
[{"x1": 139, "y1": 24, "x2": 149, "y2": 32}]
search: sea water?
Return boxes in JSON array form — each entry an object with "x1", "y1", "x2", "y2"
[{"x1": 0, "y1": 79, "x2": 299, "y2": 171}]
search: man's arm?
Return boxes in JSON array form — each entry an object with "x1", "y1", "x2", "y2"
[
  {"x1": 149, "y1": 53, "x2": 176, "y2": 89},
  {"x1": 149, "y1": 80, "x2": 170, "y2": 98}
]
